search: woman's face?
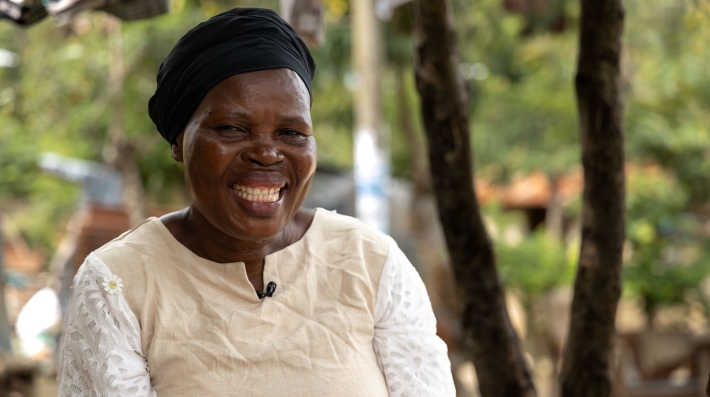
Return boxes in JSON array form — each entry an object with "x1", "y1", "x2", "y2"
[{"x1": 172, "y1": 68, "x2": 316, "y2": 242}]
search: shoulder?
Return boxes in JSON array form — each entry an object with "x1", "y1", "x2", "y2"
[
  {"x1": 89, "y1": 218, "x2": 172, "y2": 314},
  {"x1": 312, "y1": 208, "x2": 391, "y2": 252},
  {"x1": 309, "y1": 208, "x2": 393, "y2": 287},
  {"x1": 93, "y1": 217, "x2": 169, "y2": 273}
]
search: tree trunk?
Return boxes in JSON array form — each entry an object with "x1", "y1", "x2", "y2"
[
  {"x1": 545, "y1": 172, "x2": 564, "y2": 239},
  {"x1": 559, "y1": 1, "x2": 626, "y2": 396},
  {"x1": 395, "y1": 65, "x2": 429, "y2": 197},
  {"x1": 104, "y1": 17, "x2": 147, "y2": 227},
  {"x1": 411, "y1": 1, "x2": 536, "y2": 396},
  {"x1": 351, "y1": 0, "x2": 390, "y2": 233}
]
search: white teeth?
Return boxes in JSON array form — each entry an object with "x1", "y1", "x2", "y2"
[{"x1": 232, "y1": 184, "x2": 282, "y2": 203}]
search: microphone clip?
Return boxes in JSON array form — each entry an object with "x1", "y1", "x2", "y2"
[{"x1": 256, "y1": 281, "x2": 277, "y2": 299}]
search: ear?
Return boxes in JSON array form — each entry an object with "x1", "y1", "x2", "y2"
[{"x1": 171, "y1": 132, "x2": 185, "y2": 163}]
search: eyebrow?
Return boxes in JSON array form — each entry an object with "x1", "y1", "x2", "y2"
[
  {"x1": 227, "y1": 111, "x2": 252, "y2": 120},
  {"x1": 226, "y1": 112, "x2": 309, "y2": 125},
  {"x1": 277, "y1": 115, "x2": 309, "y2": 125}
]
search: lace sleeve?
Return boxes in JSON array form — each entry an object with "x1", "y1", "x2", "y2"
[
  {"x1": 57, "y1": 253, "x2": 157, "y2": 397},
  {"x1": 373, "y1": 238, "x2": 456, "y2": 397}
]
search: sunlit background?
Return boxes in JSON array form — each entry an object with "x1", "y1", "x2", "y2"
[{"x1": 1, "y1": 0, "x2": 709, "y2": 395}]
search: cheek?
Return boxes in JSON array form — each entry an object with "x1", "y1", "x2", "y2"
[
  {"x1": 184, "y1": 136, "x2": 233, "y2": 183},
  {"x1": 296, "y1": 150, "x2": 317, "y2": 190},
  {"x1": 298, "y1": 142, "x2": 317, "y2": 175}
]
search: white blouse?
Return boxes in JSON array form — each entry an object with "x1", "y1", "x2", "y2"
[{"x1": 57, "y1": 237, "x2": 456, "y2": 397}]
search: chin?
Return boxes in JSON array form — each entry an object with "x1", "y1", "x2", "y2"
[
  {"x1": 219, "y1": 205, "x2": 289, "y2": 237},
  {"x1": 231, "y1": 218, "x2": 288, "y2": 242}
]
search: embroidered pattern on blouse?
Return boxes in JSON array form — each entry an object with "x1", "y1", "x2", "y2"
[
  {"x1": 373, "y1": 238, "x2": 456, "y2": 397},
  {"x1": 57, "y1": 253, "x2": 156, "y2": 397}
]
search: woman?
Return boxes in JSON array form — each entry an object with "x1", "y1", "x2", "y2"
[{"x1": 57, "y1": 8, "x2": 455, "y2": 397}]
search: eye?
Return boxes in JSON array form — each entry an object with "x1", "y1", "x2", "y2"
[
  {"x1": 218, "y1": 125, "x2": 247, "y2": 134},
  {"x1": 279, "y1": 129, "x2": 306, "y2": 137}
]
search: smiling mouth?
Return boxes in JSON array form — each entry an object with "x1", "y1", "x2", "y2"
[{"x1": 230, "y1": 184, "x2": 284, "y2": 203}]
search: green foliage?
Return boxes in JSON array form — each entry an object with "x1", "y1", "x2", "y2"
[
  {"x1": 617, "y1": 0, "x2": 710, "y2": 315},
  {"x1": 309, "y1": 25, "x2": 355, "y2": 169},
  {"x1": 0, "y1": 95, "x2": 80, "y2": 250},
  {"x1": 0, "y1": 0, "x2": 709, "y2": 322},
  {"x1": 0, "y1": 0, "x2": 361, "y2": 252},
  {"x1": 0, "y1": 116, "x2": 35, "y2": 201},
  {"x1": 496, "y1": 230, "x2": 576, "y2": 297},
  {"x1": 451, "y1": 0, "x2": 580, "y2": 182},
  {"x1": 460, "y1": 0, "x2": 710, "y2": 309},
  {"x1": 482, "y1": 205, "x2": 576, "y2": 297},
  {"x1": 624, "y1": 242, "x2": 710, "y2": 317},
  {"x1": 449, "y1": 0, "x2": 710, "y2": 314},
  {"x1": 626, "y1": 166, "x2": 688, "y2": 224},
  {"x1": 623, "y1": 167, "x2": 710, "y2": 319},
  {"x1": 625, "y1": 0, "x2": 710, "y2": 206}
]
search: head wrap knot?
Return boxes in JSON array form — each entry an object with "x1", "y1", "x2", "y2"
[{"x1": 148, "y1": 8, "x2": 316, "y2": 144}]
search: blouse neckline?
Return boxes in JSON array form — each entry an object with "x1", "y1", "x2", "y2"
[{"x1": 149, "y1": 207, "x2": 324, "y2": 267}]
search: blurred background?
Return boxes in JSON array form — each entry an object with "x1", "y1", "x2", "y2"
[{"x1": 0, "y1": 0, "x2": 709, "y2": 396}]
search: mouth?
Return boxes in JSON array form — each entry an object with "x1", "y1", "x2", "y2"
[{"x1": 230, "y1": 184, "x2": 285, "y2": 203}]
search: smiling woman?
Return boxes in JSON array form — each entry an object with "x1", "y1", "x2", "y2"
[
  {"x1": 169, "y1": 69, "x2": 317, "y2": 267},
  {"x1": 56, "y1": 8, "x2": 455, "y2": 397}
]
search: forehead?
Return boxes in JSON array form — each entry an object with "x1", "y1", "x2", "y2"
[{"x1": 199, "y1": 68, "x2": 311, "y2": 115}]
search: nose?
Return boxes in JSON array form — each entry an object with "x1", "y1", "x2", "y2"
[{"x1": 240, "y1": 138, "x2": 284, "y2": 167}]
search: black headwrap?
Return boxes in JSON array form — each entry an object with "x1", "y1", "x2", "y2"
[{"x1": 148, "y1": 8, "x2": 316, "y2": 144}]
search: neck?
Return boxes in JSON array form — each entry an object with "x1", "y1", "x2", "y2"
[
  {"x1": 182, "y1": 206, "x2": 294, "y2": 278},
  {"x1": 161, "y1": 206, "x2": 315, "y2": 291}
]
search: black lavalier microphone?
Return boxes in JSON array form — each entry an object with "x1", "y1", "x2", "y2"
[{"x1": 256, "y1": 281, "x2": 277, "y2": 299}]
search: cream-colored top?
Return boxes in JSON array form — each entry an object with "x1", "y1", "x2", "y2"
[{"x1": 57, "y1": 208, "x2": 456, "y2": 397}]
